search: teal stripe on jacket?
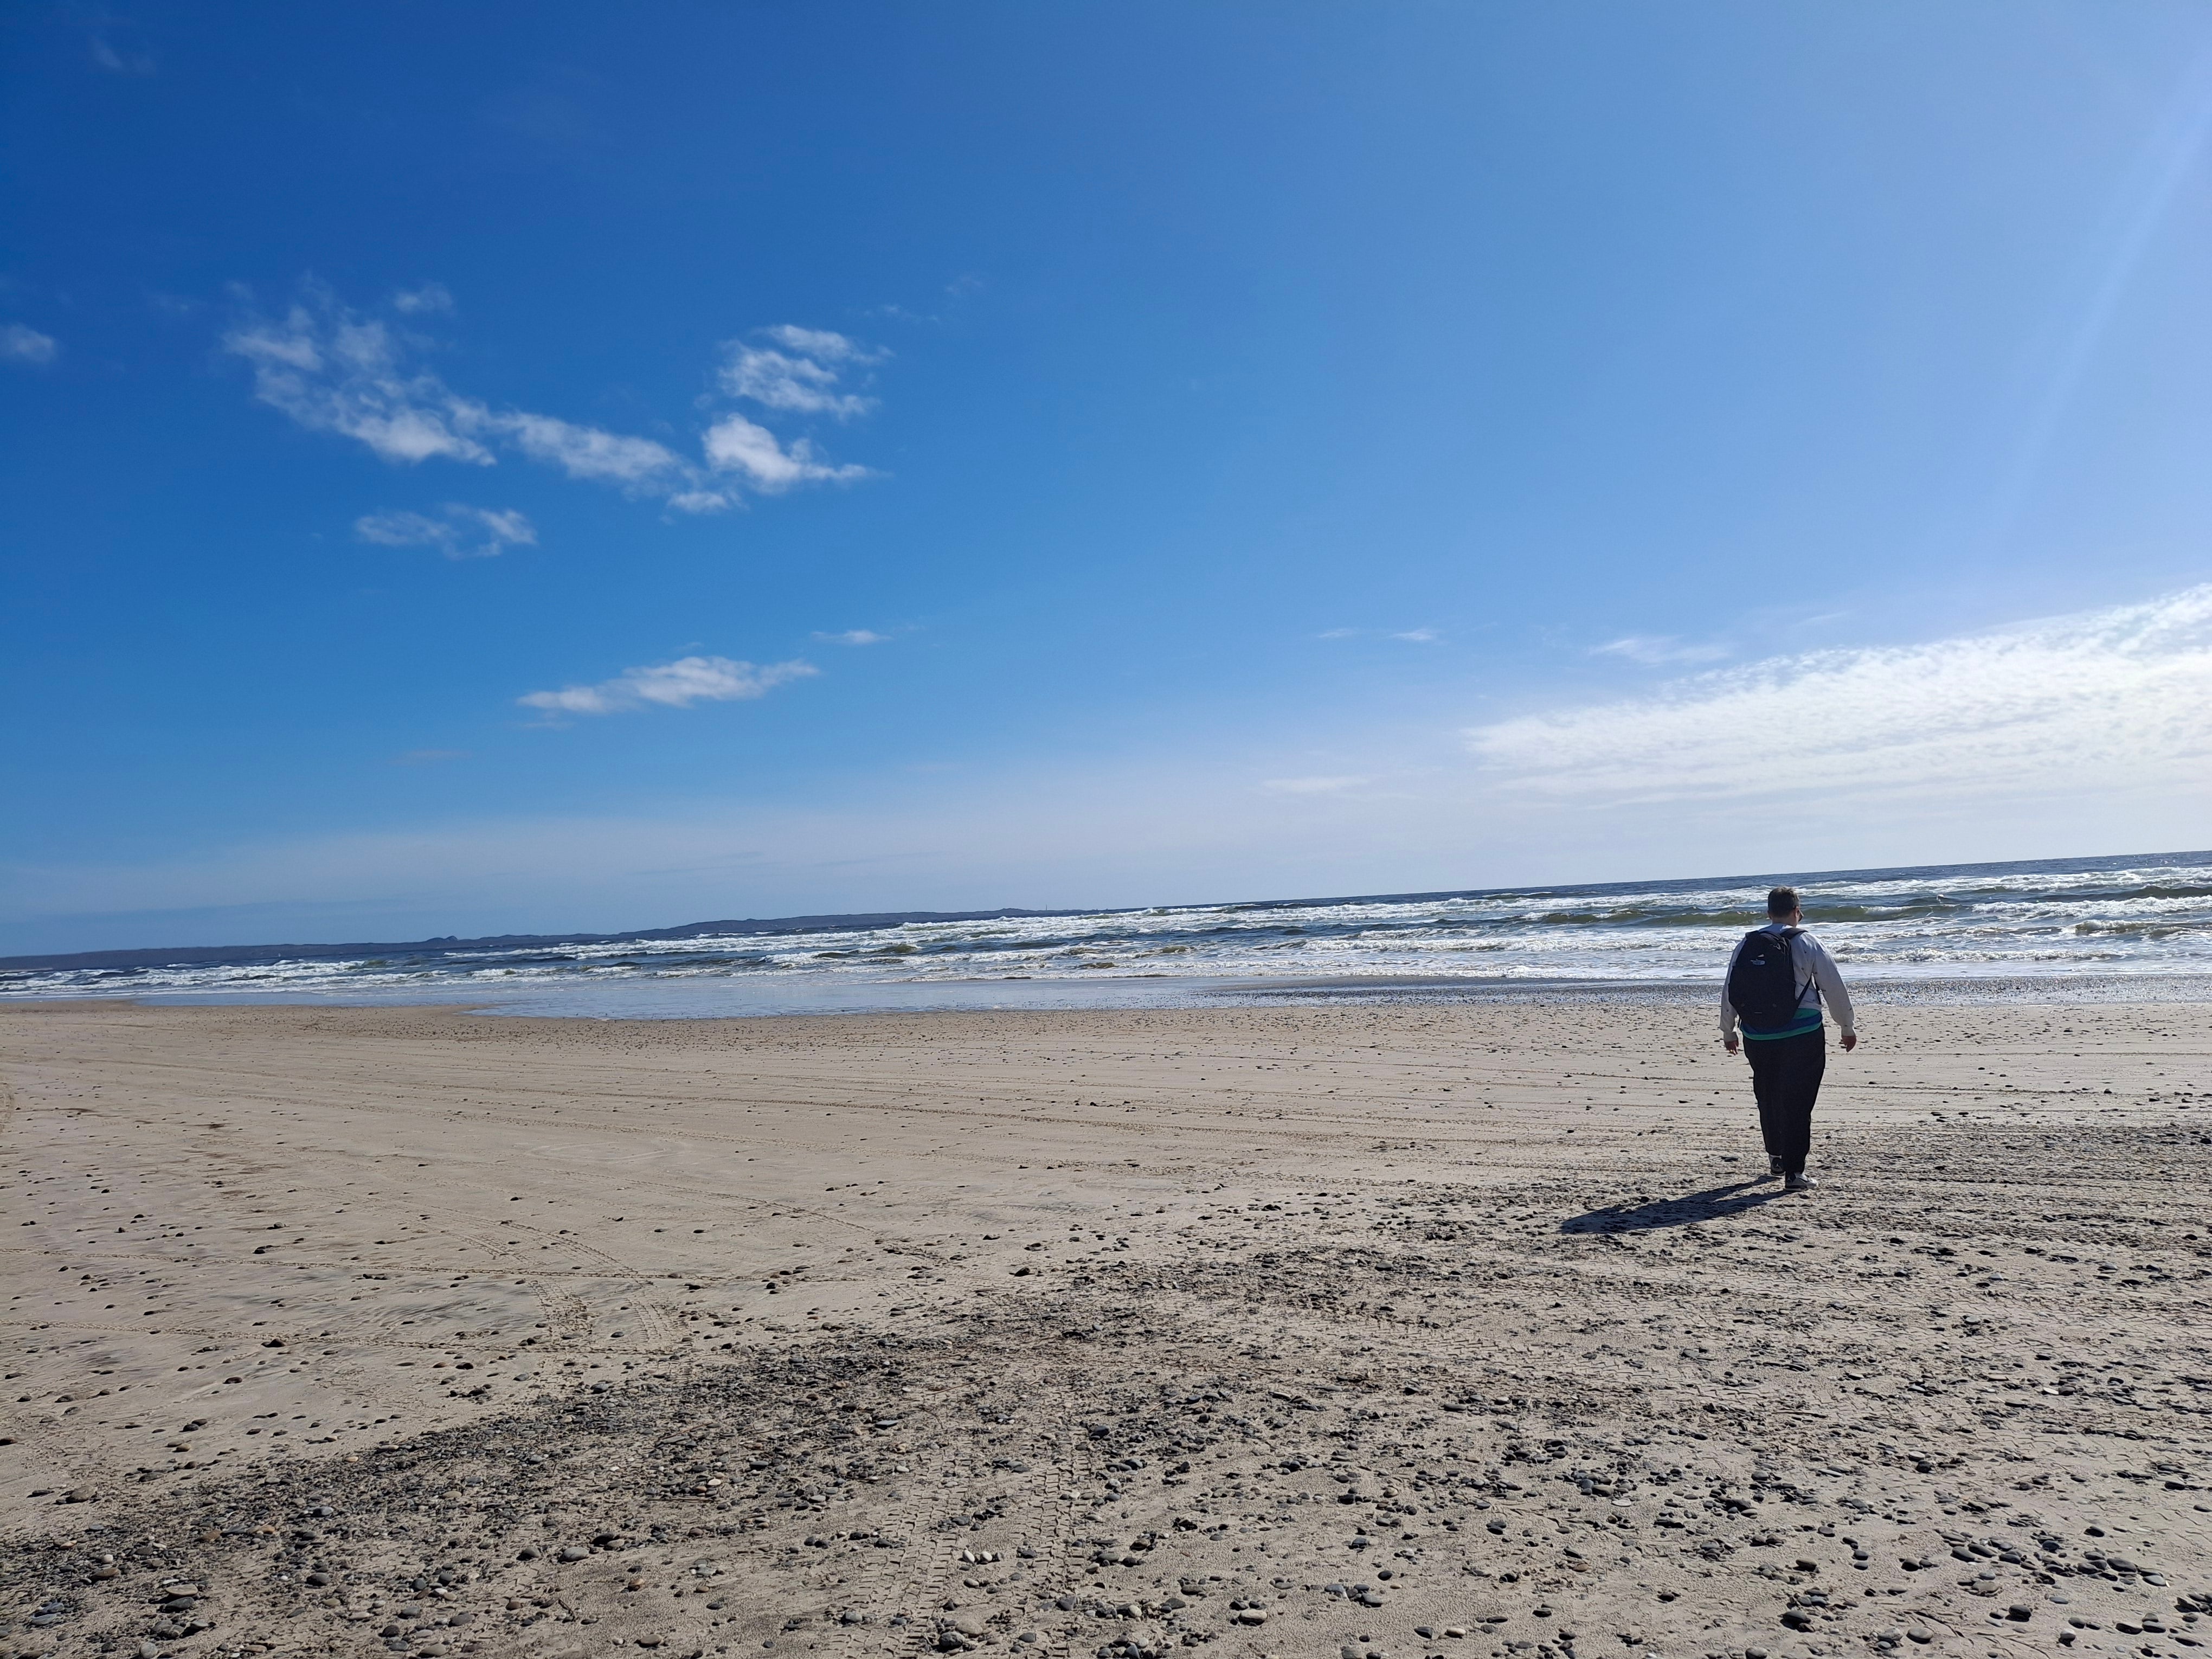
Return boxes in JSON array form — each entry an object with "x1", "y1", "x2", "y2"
[{"x1": 1742, "y1": 1008, "x2": 1822, "y2": 1041}]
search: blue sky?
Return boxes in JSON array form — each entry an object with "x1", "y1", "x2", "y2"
[{"x1": 7, "y1": 2, "x2": 2212, "y2": 953}]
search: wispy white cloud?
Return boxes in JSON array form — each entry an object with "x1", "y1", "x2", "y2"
[
  {"x1": 1591, "y1": 634, "x2": 1730, "y2": 666},
  {"x1": 91, "y1": 38, "x2": 155, "y2": 74},
  {"x1": 518, "y1": 655, "x2": 818, "y2": 718},
  {"x1": 390, "y1": 282, "x2": 454, "y2": 316},
  {"x1": 718, "y1": 325, "x2": 885, "y2": 420},
  {"x1": 1392, "y1": 627, "x2": 1441, "y2": 643},
  {"x1": 702, "y1": 415, "x2": 873, "y2": 492},
  {"x1": 666, "y1": 490, "x2": 734, "y2": 515},
  {"x1": 224, "y1": 287, "x2": 877, "y2": 508},
  {"x1": 1, "y1": 324, "x2": 59, "y2": 364},
  {"x1": 814, "y1": 629, "x2": 888, "y2": 646},
  {"x1": 224, "y1": 301, "x2": 492, "y2": 465},
  {"x1": 1263, "y1": 775, "x2": 1369, "y2": 794},
  {"x1": 355, "y1": 504, "x2": 537, "y2": 560},
  {"x1": 457, "y1": 403, "x2": 683, "y2": 485},
  {"x1": 1470, "y1": 585, "x2": 2212, "y2": 803},
  {"x1": 762, "y1": 324, "x2": 869, "y2": 358}
]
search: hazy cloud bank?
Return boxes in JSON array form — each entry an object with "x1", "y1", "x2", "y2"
[{"x1": 1471, "y1": 584, "x2": 2212, "y2": 803}]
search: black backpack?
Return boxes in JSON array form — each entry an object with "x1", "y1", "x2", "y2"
[{"x1": 1727, "y1": 927, "x2": 1805, "y2": 1030}]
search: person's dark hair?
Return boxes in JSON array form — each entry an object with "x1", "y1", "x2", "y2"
[{"x1": 1767, "y1": 886, "x2": 1801, "y2": 919}]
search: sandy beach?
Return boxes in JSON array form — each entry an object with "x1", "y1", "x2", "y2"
[{"x1": 2, "y1": 996, "x2": 2208, "y2": 1659}]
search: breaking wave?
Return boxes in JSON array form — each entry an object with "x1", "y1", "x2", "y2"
[{"x1": 5, "y1": 850, "x2": 2211, "y2": 1015}]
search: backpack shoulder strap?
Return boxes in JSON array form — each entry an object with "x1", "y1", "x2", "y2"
[{"x1": 1778, "y1": 928, "x2": 1814, "y2": 996}]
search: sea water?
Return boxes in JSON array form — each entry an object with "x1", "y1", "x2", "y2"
[{"x1": 5, "y1": 849, "x2": 2210, "y2": 1018}]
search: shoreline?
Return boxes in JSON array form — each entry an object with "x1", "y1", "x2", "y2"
[{"x1": 4, "y1": 966, "x2": 2211, "y2": 1021}]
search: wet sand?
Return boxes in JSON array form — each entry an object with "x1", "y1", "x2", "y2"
[{"x1": 1, "y1": 998, "x2": 2208, "y2": 1659}]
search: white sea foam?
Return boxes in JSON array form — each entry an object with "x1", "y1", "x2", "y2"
[{"x1": 5, "y1": 851, "x2": 2210, "y2": 1015}]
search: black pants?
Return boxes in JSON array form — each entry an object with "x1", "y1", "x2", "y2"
[{"x1": 1744, "y1": 1030, "x2": 1825, "y2": 1174}]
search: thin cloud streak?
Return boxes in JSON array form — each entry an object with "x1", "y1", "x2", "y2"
[
  {"x1": 390, "y1": 282, "x2": 454, "y2": 315},
  {"x1": 90, "y1": 37, "x2": 156, "y2": 74},
  {"x1": 665, "y1": 490, "x2": 735, "y2": 515},
  {"x1": 1591, "y1": 634, "x2": 1730, "y2": 665},
  {"x1": 2, "y1": 324, "x2": 61, "y2": 364},
  {"x1": 1469, "y1": 584, "x2": 2212, "y2": 803},
  {"x1": 462, "y1": 403, "x2": 683, "y2": 485},
  {"x1": 355, "y1": 504, "x2": 536, "y2": 559},
  {"x1": 518, "y1": 655, "x2": 818, "y2": 718}
]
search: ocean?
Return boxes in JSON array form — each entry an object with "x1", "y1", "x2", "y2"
[{"x1": 5, "y1": 848, "x2": 2210, "y2": 1019}]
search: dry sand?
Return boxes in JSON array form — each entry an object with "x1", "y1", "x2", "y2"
[{"x1": 1, "y1": 998, "x2": 2208, "y2": 1659}]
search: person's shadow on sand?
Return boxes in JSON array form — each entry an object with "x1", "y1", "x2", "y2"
[{"x1": 1559, "y1": 1179, "x2": 1779, "y2": 1233}]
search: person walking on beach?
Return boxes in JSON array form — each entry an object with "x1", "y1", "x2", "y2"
[{"x1": 1721, "y1": 886, "x2": 1857, "y2": 1192}]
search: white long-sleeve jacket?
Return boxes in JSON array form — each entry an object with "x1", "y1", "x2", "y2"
[{"x1": 1719, "y1": 924, "x2": 1857, "y2": 1040}]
